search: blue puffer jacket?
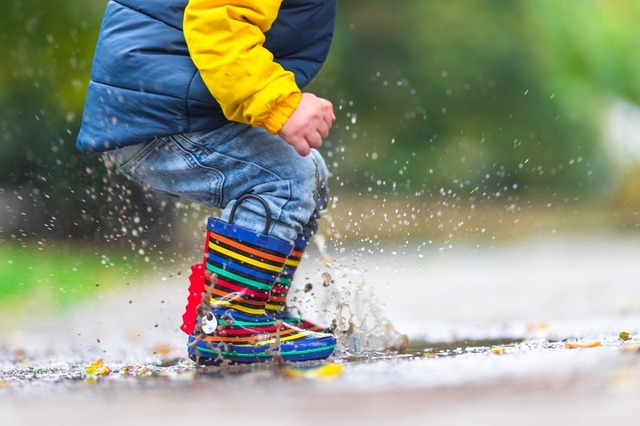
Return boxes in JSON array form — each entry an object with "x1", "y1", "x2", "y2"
[{"x1": 76, "y1": 0, "x2": 336, "y2": 153}]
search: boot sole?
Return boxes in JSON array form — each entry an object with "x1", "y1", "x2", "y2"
[{"x1": 187, "y1": 335, "x2": 336, "y2": 364}]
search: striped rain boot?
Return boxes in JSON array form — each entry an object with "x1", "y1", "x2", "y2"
[
  {"x1": 266, "y1": 234, "x2": 331, "y2": 333},
  {"x1": 181, "y1": 195, "x2": 336, "y2": 365}
]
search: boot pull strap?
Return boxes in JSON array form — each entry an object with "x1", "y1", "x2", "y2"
[{"x1": 228, "y1": 194, "x2": 272, "y2": 235}]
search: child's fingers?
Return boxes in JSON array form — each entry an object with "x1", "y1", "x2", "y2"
[
  {"x1": 292, "y1": 138, "x2": 311, "y2": 156},
  {"x1": 322, "y1": 100, "x2": 335, "y2": 124},
  {"x1": 306, "y1": 130, "x2": 323, "y2": 149},
  {"x1": 317, "y1": 119, "x2": 330, "y2": 139}
]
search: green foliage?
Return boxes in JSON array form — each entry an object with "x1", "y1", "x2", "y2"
[
  {"x1": 0, "y1": 1, "x2": 182, "y2": 243},
  {"x1": 0, "y1": 0, "x2": 108, "y2": 237},
  {"x1": 320, "y1": 0, "x2": 627, "y2": 198},
  {"x1": 526, "y1": 0, "x2": 640, "y2": 107},
  {"x1": 0, "y1": 241, "x2": 148, "y2": 311}
]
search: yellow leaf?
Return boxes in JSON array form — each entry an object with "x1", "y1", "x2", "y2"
[
  {"x1": 84, "y1": 358, "x2": 104, "y2": 375},
  {"x1": 283, "y1": 363, "x2": 344, "y2": 380},
  {"x1": 97, "y1": 366, "x2": 112, "y2": 376},
  {"x1": 619, "y1": 331, "x2": 631, "y2": 341},
  {"x1": 565, "y1": 341, "x2": 601, "y2": 349},
  {"x1": 490, "y1": 347, "x2": 505, "y2": 355}
]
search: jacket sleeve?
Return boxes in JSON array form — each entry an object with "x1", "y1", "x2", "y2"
[{"x1": 183, "y1": 0, "x2": 301, "y2": 134}]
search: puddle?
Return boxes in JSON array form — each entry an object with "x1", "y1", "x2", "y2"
[
  {"x1": 2, "y1": 332, "x2": 639, "y2": 398},
  {"x1": 403, "y1": 337, "x2": 524, "y2": 357}
]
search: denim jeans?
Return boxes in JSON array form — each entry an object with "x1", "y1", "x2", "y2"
[{"x1": 105, "y1": 122, "x2": 329, "y2": 242}]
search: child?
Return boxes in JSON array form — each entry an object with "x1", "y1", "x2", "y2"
[{"x1": 77, "y1": 0, "x2": 338, "y2": 364}]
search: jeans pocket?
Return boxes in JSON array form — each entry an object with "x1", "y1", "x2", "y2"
[
  {"x1": 107, "y1": 140, "x2": 157, "y2": 177},
  {"x1": 115, "y1": 136, "x2": 225, "y2": 207}
]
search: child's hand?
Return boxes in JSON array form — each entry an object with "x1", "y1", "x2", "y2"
[{"x1": 279, "y1": 93, "x2": 336, "y2": 156}]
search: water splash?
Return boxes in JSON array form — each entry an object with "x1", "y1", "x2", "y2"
[{"x1": 292, "y1": 234, "x2": 409, "y2": 354}]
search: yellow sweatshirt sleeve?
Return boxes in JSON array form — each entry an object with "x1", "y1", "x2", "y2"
[{"x1": 183, "y1": 0, "x2": 302, "y2": 134}]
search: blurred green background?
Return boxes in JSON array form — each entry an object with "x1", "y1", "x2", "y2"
[{"x1": 2, "y1": 0, "x2": 640, "y2": 308}]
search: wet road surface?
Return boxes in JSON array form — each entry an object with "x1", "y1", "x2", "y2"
[{"x1": 2, "y1": 234, "x2": 640, "y2": 425}]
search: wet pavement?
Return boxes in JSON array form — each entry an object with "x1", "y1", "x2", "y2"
[{"x1": 2, "y1": 233, "x2": 640, "y2": 425}]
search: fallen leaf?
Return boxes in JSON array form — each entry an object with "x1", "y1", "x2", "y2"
[
  {"x1": 84, "y1": 358, "x2": 104, "y2": 375},
  {"x1": 565, "y1": 341, "x2": 601, "y2": 349},
  {"x1": 98, "y1": 366, "x2": 112, "y2": 376},
  {"x1": 85, "y1": 358, "x2": 112, "y2": 377},
  {"x1": 490, "y1": 347, "x2": 505, "y2": 355},
  {"x1": 283, "y1": 363, "x2": 344, "y2": 380}
]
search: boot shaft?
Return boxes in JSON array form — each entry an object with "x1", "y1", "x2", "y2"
[{"x1": 204, "y1": 217, "x2": 293, "y2": 315}]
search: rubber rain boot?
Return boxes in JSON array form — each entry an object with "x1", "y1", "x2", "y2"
[{"x1": 182, "y1": 195, "x2": 336, "y2": 365}]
